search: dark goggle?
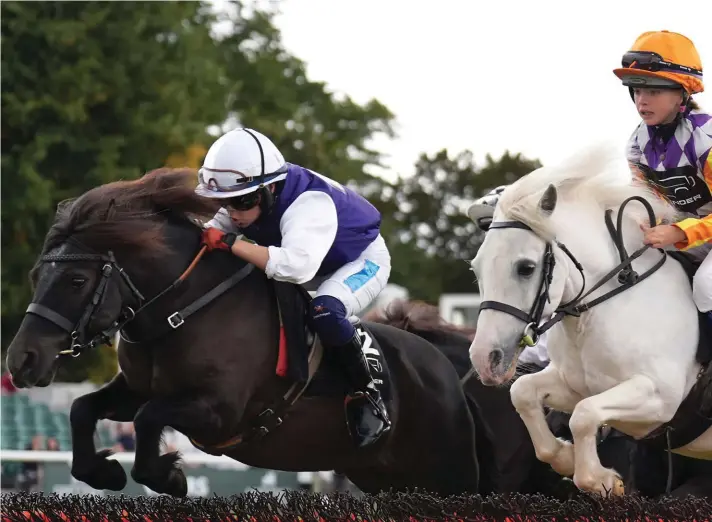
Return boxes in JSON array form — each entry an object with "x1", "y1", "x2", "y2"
[
  {"x1": 622, "y1": 51, "x2": 703, "y2": 78},
  {"x1": 225, "y1": 191, "x2": 261, "y2": 211}
]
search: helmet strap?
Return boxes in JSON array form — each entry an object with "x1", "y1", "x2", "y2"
[{"x1": 258, "y1": 185, "x2": 275, "y2": 215}]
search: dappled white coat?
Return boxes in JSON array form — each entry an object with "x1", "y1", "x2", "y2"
[{"x1": 467, "y1": 143, "x2": 712, "y2": 496}]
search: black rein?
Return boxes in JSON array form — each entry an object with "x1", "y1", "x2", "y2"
[{"x1": 25, "y1": 241, "x2": 253, "y2": 358}]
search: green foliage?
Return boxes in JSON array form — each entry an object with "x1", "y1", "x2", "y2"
[
  {"x1": 378, "y1": 149, "x2": 542, "y2": 302},
  {"x1": 1, "y1": 1, "x2": 227, "y2": 358}
]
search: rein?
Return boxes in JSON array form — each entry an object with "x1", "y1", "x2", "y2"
[
  {"x1": 479, "y1": 196, "x2": 667, "y2": 348},
  {"x1": 26, "y1": 241, "x2": 253, "y2": 357}
]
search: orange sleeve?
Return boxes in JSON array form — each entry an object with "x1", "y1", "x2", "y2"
[{"x1": 673, "y1": 215, "x2": 712, "y2": 249}]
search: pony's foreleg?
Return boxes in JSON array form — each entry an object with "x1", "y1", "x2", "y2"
[
  {"x1": 69, "y1": 371, "x2": 146, "y2": 491},
  {"x1": 569, "y1": 374, "x2": 667, "y2": 496},
  {"x1": 131, "y1": 397, "x2": 222, "y2": 497},
  {"x1": 509, "y1": 364, "x2": 582, "y2": 477}
]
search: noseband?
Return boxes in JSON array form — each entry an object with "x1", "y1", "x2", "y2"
[{"x1": 478, "y1": 196, "x2": 667, "y2": 347}]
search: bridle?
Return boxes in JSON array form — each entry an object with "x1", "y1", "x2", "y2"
[
  {"x1": 478, "y1": 196, "x2": 668, "y2": 348},
  {"x1": 25, "y1": 239, "x2": 253, "y2": 358},
  {"x1": 26, "y1": 246, "x2": 146, "y2": 357}
]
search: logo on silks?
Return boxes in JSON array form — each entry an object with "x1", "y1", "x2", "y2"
[
  {"x1": 357, "y1": 327, "x2": 382, "y2": 375},
  {"x1": 649, "y1": 165, "x2": 712, "y2": 214},
  {"x1": 312, "y1": 304, "x2": 329, "y2": 319}
]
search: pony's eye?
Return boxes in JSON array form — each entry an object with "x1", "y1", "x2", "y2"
[
  {"x1": 516, "y1": 261, "x2": 536, "y2": 278},
  {"x1": 71, "y1": 277, "x2": 87, "y2": 289}
]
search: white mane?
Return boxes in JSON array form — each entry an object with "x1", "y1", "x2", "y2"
[{"x1": 496, "y1": 142, "x2": 681, "y2": 240}]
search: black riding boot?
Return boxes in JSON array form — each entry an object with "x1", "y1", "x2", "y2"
[{"x1": 335, "y1": 328, "x2": 391, "y2": 448}]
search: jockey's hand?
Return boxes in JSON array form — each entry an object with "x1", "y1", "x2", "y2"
[
  {"x1": 639, "y1": 223, "x2": 687, "y2": 249},
  {"x1": 201, "y1": 227, "x2": 235, "y2": 251}
]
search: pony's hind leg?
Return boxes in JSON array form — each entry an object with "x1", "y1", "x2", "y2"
[
  {"x1": 568, "y1": 374, "x2": 668, "y2": 496},
  {"x1": 69, "y1": 372, "x2": 146, "y2": 491},
  {"x1": 509, "y1": 364, "x2": 583, "y2": 478},
  {"x1": 131, "y1": 398, "x2": 222, "y2": 497}
]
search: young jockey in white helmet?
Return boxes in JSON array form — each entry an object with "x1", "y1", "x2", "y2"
[{"x1": 194, "y1": 127, "x2": 392, "y2": 448}]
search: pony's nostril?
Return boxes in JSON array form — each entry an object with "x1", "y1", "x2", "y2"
[
  {"x1": 17, "y1": 350, "x2": 38, "y2": 376},
  {"x1": 488, "y1": 350, "x2": 503, "y2": 373}
]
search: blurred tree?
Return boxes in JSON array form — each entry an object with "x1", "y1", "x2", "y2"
[{"x1": 380, "y1": 149, "x2": 542, "y2": 303}]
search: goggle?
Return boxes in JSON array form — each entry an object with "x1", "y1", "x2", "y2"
[
  {"x1": 621, "y1": 51, "x2": 703, "y2": 79},
  {"x1": 225, "y1": 191, "x2": 261, "y2": 211},
  {"x1": 198, "y1": 168, "x2": 254, "y2": 194}
]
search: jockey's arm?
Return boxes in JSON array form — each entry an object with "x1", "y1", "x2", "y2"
[
  {"x1": 232, "y1": 191, "x2": 338, "y2": 283},
  {"x1": 205, "y1": 207, "x2": 235, "y2": 233},
  {"x1": 673, "y1": 214, "x2": 712, "y2": 249}
]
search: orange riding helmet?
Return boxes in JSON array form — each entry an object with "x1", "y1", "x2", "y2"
[{"x1": 613, "y1": 30, "x2": 704, "y2": 95}]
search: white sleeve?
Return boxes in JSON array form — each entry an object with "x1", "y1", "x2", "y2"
[
  {"x1": 265, "y1": 191, "x2": 338, "y2": 284},
  {"x1": 205, "y1": 207, "x2": 238, "y2": 233}
]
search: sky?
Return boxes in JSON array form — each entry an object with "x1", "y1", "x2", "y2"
[{"x1": 266, "y1": 0, "x2": 711, "y2": 182}]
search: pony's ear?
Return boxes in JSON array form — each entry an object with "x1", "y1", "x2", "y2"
[
  {"x1": 103, "y1": 198, "x2": 117, "y2": 222},
  {"x1": 538, "y1": 184, "x2": 557, "y2": 216},
  {"x1": 55, "y1": 198, "x2": 76, "y2": 220}
]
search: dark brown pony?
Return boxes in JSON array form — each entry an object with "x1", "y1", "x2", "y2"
[{"x1": 6, "y1": 168, "x2": 483, "y2": 497}]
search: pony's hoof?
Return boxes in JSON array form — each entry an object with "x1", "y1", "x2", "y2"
[
  {"x1": 612, "y1": 477, "x2": 625, "y2": 496},
  {"x1": 71, "y1": 449, "x2": 127, "y2": 491},
  {"x1": 573, "y1": 466, "x2": 624, "y2": 497},
  {"x1": 164, "y1": 466, "x2": 188, "y2": 497},
  {"x1": 131, "y1": 452, "x2": 187, "y2": 498}
]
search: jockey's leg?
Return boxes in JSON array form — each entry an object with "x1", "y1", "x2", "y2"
[
  {"x1": 692, "y1": 249, "x2": 712, "y2": 325},
  {"x1": 309, "y1": 235, "x2": 392, "y2": 448}
]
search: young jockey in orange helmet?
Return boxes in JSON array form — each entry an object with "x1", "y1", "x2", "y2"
[{"x1": 614, "y1": 30, "x2": 712, "y2": 322}]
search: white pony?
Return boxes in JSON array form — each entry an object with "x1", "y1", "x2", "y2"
[{"x1": 466, "y1": 143, "x2": 712, "y2": 496}]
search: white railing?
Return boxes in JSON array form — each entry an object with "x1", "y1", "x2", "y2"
[{"x1": 0, "y1": 449, "x2": 247, "y2": 469}]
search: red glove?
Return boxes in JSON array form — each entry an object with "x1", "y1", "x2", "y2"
[{"x1": 201, "y1": 227, "x2": 234, "y2": 251}]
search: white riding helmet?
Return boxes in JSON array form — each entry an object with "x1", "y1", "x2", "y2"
[
  {"x1": 466, "y1": 185, "x2": 509, "y2": 231},
  {"x1": 195, "y1": 127, "x2": 288, "y2": 199}
]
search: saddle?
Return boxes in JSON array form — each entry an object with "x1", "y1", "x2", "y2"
[{"x1": 271, "y1": 281, "x2": 393, "y2": 402}]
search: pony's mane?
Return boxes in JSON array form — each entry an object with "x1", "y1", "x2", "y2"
[
  {"x1": 496, "y1": 143, "x2": 681, "y2": 240},
  {"x1": 36, "y1": 168, "x2": 220, "y2": 263},
  {"x1": 364, "y1": 299, "x2": 476, "y2": 341}
]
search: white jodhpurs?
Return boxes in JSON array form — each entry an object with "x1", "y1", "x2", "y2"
[
  {"x1": 692, "y1": 249, "x2": 712, "y2": 312},
  {"x1": 314, "y1": 234, "x2": 392, "y2": 317}
]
